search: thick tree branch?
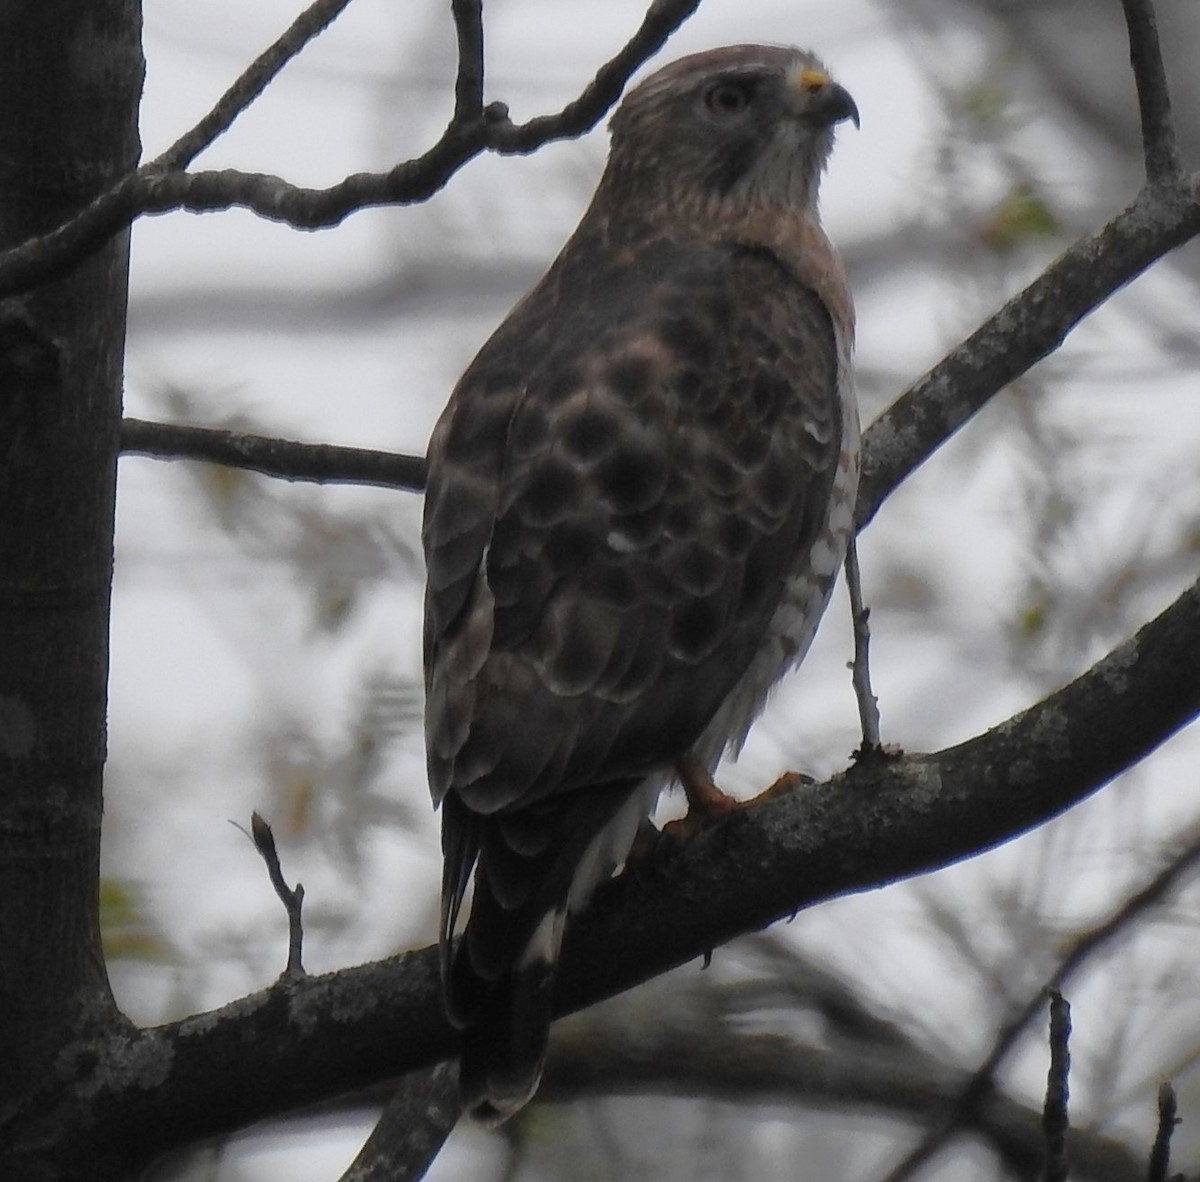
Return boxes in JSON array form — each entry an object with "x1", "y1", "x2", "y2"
[
  {"x1": 25, "y1": 574, "x2": 1200, "y2": 1178},
  {"x1": 0, "y1": 0, "x2": 701, "y2": 300},
  {"x1": 855, "y1": 173, "x2": 1200, "y2": 529}
]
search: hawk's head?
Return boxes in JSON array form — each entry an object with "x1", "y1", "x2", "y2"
[{"x1": 605, "y1": 45, "x2": 858, "y2": 218}]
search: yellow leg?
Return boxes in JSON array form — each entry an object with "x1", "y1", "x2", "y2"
[
  {"x1": 676, "y1": 753, "x2": 738, "y2": 817},
  {"x1": 661, "y1": 754, "x2": 739, "y2": 843}
]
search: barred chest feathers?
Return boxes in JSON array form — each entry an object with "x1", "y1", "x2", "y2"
[
  {"x1": 571, "y1": 277, "x2": 858, "y2": 903},
  {"x1": 695, "y1": 354, "x2": 858, "y2": 767}
]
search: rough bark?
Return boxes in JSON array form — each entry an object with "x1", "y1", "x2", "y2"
[{"x1": 0, "y1": 0, "x2": 144, "y2": 1164}]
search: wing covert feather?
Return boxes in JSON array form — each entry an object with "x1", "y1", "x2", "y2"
[{"x1": 423, "y1": 237, "x2": 841, "y2": 815}]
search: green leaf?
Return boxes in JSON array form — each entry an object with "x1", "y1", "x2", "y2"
[
  {"x1": 979, "y1": 183, "x2": 1062, "y2": 254},
  {"x1": 100, "y1": 877, "x2": 172, "y2": 963}
]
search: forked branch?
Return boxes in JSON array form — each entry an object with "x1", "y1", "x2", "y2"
[{"x1": 0, "y1": 0, "x2": 701, "y2": 299}]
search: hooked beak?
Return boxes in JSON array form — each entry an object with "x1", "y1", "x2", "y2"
[
  {"x1": 791, "y1": 67, "x2": 860, "y2": 130},
  {"x1": 823, "y1": 81, "x2": 861, "y2": 130}
]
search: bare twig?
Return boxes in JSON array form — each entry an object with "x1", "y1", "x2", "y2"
[
  {"x1": 119, "y1": 417, "x2": 427, "y2": 491},
  {"x1": 0, "y1": 0, "x2": 360, "y2": 300},
  {"x1": 1119, "y1": 0, "x2": 1180, "y2": 181},
  {"x1": 877, "y1": 832, "x2": 1200, "y2": 1182},
  {"x1": 0, "y1": 0, "x2": 701, "y2": 300},
  {"x1": 844, "y1": 535, "x2": 882, "y2": 752},
  {"x1": 487, "y1": 0, "x2": 703, "y2": 152},
  {"x1": 450, "y1": 0, "x2": 485, "y2": 126},
  {"x1": 339, "y1": 1063, "x2": 460, "y2": 1182},
  {"x1": 246, "y1": 812, "x2": 306, "y2": 979},
  {"x1": 151, "y1": 0, "x2": 357, "y2": 172},
  {"x1": 0, "y1": 133, "x2": 502, "y2": 302},
  {"x1": 1040, "y1": 991, "x2": 1071, "y2": 1182},
  {"x1": 1147, "y1": 1081, "x2": 1179, "y2": 1182}
]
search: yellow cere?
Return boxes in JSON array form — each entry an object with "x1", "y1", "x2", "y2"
[{"x1": 796, "y1": 68, "x2": 830, "y2": 94}]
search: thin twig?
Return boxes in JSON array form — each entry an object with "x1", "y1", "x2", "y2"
[
  {"x1": 1039, "y1": 991, "x2": 1071, "y2": 1182},
  {"x1": 450, "y1": 0, "x2": 485, "y2": 126},
  {"x1": 0, "y1": 0, "x2": 359, "y2": 299},
  {"x1": 338, "y1": 1063, "x2": 461, "y2": 1182},
  {"x1": 1147, "y1": 1081, "x2": 1179, "y2": 1182},
  {"x1": 876, "y1": 831, "x2": 1200, "y2": 1182},
  {"x1": 488, "y1": 0, "x2": 702, "y2": 152},
  {"x1": 246, "y1": 812, "x2": 306, "y2": 979},
  {"x1": 1119, "y1": 0, "x2": 1180, "y2": 182},
  {"x1": 151, "y1": 0, "x2": 357, "y2": 172},
  {"x1": 844, "y1": 535, "x2": 882, "y2": 752},
  {"x1": 119, "y1": 417, "x2": 428, "y2": 491},
  {"x1": 0, "y1": 0, "x2": 702, "y2": 299}
]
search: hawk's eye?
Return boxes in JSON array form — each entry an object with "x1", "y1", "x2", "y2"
[{"x1": 703, "y1": 80, "x2": 753, "y2": 117}]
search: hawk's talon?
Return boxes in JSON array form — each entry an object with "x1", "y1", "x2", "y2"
[
  {"x1": 752, "y1": 769, "x2": 813, "y2": 803},
  {"x1": 662, "y1": 761, "x2": 811, "y2": 843}
]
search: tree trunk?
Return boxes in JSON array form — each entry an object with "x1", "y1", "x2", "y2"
[{"x1": 0, "y1": 0, "x2": 143, "y2": 1163}]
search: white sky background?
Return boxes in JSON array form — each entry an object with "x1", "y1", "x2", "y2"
[{"x1": 103, "y1": 1, "x2": 1200, "y2": 1179}]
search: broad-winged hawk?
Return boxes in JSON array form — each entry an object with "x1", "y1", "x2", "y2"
[{"x1": 423, "y1": 43, "x2": 859, "y2": 1122}]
